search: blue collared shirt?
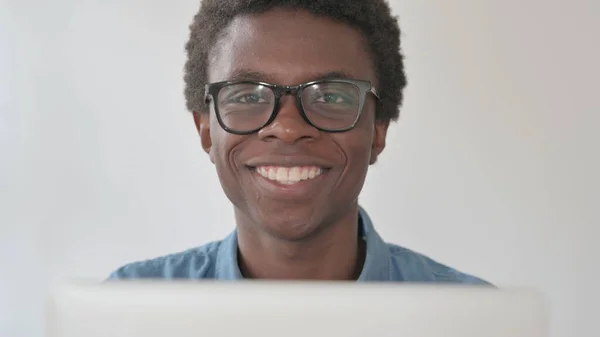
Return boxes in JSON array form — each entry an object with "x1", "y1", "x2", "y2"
[{"x1": 109, "y1": 207, "x2": 489, "y2": 283}]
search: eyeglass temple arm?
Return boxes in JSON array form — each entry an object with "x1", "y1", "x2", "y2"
[{"x1": 370, "y1": 87, "x2": 380, "y2": 99}]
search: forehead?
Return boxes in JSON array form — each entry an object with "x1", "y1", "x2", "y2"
[{"x1": 208, "y1": 8, "x2": 376, "y2": 85}]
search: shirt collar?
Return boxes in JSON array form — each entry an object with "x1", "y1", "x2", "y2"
[
  {"x1": 215, "y1": 206, "x2": 390, "y2": 281},
  {"x1": 356, "y1": 206, "x2": 390, "y2": 281}
]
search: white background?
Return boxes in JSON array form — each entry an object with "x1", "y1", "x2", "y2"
[{"x1": 1, "y1": 0, "x2": 598, "y2": 336}]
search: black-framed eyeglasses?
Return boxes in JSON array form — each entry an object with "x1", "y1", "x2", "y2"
[{"x1": 204, "y1": 78, "x2": 379, "y2": 135}]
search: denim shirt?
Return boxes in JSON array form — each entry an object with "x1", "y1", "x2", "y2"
[{"x1": 109, "y1": 207, "x2": 489, "y2": 284}]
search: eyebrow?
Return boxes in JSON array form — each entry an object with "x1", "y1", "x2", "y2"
[{"x1": 226, "y1": 69, "x2": 358, "y2": 84}]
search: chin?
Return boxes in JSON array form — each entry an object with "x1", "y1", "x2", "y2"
[
  {"x1": 263, "y1": 219, "x2": 323, "y2": 242},
  {"x1": 235, "y1": 202, "x2": 336, "y2": 242},
  {"x1": 250, "y1": 207, "x2": 326, "y2": 242}
]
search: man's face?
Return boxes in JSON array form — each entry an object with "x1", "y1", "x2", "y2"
[{"x1": 196, "y1": 8, "x2": 388, "y2": 241}]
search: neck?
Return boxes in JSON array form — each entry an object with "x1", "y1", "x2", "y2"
[{"x1": 235, "y1": 206, "x2": 366, "y2": 280}]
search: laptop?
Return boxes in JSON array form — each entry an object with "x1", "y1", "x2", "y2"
[{"x1": 46, "y1": 281, "x2": 548, "y2": 337}]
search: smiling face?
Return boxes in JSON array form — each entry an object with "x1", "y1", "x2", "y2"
[{"x1": 195, "y1": 8, "x2": 389, "y2": 241}]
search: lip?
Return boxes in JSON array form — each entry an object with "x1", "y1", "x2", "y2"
[
  {"x1": 245, "y1": 155, "x2": 334, "y2": 169},
  {"x1": 248, "y1": 166, "x2": 329, "y2": 199}
]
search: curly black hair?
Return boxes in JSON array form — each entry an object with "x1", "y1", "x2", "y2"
[{"x1": 184, "y1": 0, "x2": 406, "y2": 122}]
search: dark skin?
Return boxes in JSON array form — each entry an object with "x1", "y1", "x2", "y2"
[{"x1": 194, "y1": 8, "x2": 389, "y2": 280}]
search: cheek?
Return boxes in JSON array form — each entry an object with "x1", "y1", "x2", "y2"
[
  {"x1": 333, "y1": 128, "x2": 374, "y2": 192},
  {"x1": 346, "y1": 114, "x2": 376, "y2": 168},
  {"x1": 208, "y1": 123, "x2": 251, "y2": 203},
  {"x1": 338, "y1": 108, "x2": 377, "y2": 184},
  {"x1": 209, "y1": 116, "x2": 236, "y2": 165},
  {"x1": 346, "y1": 133, "x2": 374, "y2": 173},
  {"x1": 208, "y1": 119, "x2": 233, "y2": 176}
]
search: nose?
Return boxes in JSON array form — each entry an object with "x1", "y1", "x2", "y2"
[{"x1": 258, "y1": 96, "x2": 320, "y2": 143}]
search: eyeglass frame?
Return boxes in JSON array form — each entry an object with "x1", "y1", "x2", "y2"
[{"x1": 203, "y1": 78, "x2": 380, "y2": 135}]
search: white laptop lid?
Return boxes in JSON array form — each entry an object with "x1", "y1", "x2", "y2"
[{"x1": 47, "y1": 281, "x2": 548, "y2": 337}]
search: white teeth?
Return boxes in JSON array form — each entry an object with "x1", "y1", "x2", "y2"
[
  {"x1": 268, "y1": 168, "x2": 277, "y2": 180},
  {"x1": 308, "y1": 167, "x2": 317, "y2": 179},
  {"x1": 259, "y1": 167, "x2": 268, "y2": 177},
  {"x1": 289, "y1": 167, "x2": 301, "y2": 181},
  {"x1": 300, "y1": 168, "x2": 309, "y2": 180},
  {"x1": 276, "y1": 167, "x2": 288, "y2": 181},
  {"x1": 255, "y1": 166, "x2": 323, "y2": 185}
]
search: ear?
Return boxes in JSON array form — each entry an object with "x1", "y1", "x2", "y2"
[
  {"x1": 370, "y1": 120, "x2": 389, "y2": 165},
  {"x1": 193, "y1": 112, "x2": 215, "y2": 163}
]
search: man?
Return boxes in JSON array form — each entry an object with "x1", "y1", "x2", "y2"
[{"x1": 109, "y1": 0, "x2": 488, "y2": 283}]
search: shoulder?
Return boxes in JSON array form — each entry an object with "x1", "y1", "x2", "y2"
[
  {"x1": 107, "y1": 241, "x2": 222, "y2": 280},
  {"x1": 386, "y1": 243, "x2": 492, "y2": 285}
]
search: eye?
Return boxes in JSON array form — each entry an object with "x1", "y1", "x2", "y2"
[
  {"x1": 233, "y1": 93, "x2": 268, "y2": 104},
  {"x1": 314, "y1": 93, "x2": 347, "y2": 104},
  {"x1": 221, "y1": 85, "x2": 272, "y2": 105}
]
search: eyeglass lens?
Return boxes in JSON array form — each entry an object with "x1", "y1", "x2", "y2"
[{"x1": 216, "y1": 82, "x2": 361, "y2": 132}]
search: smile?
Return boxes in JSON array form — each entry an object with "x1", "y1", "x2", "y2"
[{"x1": 253, "y1": 166, "x2": 325, "y2": 185}]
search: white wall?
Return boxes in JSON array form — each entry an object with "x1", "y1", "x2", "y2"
[{"x1": 0, "y1": 0, "x2": 598, "y2": 336}]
